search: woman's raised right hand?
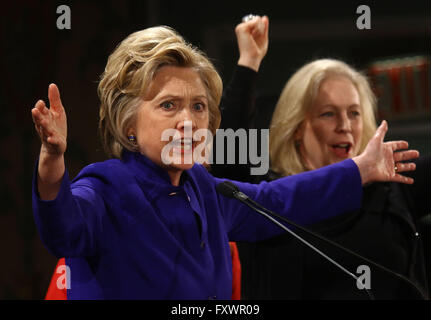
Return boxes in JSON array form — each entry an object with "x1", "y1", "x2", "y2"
[
  {"x1": 31, "y1": 84, "x2": 67, "y2": 200},
  {"x1": 31, "y1": 83, "x2": 67, "y2": 156}
]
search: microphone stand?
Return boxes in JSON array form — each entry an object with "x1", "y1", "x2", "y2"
[
  {"x1": 229, "y1": 186, "x2": 428, "y2": 300},
  {"x1": 234, "y1": 191, "x2": 375, "y2": 300}
]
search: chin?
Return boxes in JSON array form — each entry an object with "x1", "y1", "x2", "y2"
[
  {"x1": 174, "y1": 162, "x2": 195, "y2": 171},
  {"x1": 169, "y1": 155, "x2": 195, "y2": 171}
]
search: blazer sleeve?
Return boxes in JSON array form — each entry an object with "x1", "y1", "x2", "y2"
[
  {"x1": 210, "y1": 65, "x2": 260, "y2": 181},
  {"x1": 219, "y1": 65, "x2": 259, "y2": 130},
  {"x1": 32, "y1": 160, "x2": 105, "y2": 258},
  {"x1": 214, "y1": 159, "x2": 363, "y2": 242}
]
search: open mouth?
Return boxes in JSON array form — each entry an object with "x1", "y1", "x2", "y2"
[
  {"x1": 172, "y1": 138, "x2": 194, "y2": 153},
  {"x1": 331, "y1": 143, "x2": 352, "y2": 158}
]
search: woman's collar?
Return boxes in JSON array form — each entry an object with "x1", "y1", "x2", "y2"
[{"x1": 121, "y1": 149, "x2": 191, "y2": 187}]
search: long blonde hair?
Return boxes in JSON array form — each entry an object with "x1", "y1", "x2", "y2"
[
  {"x1": 98, "y1": 26, "x2": 223, "y2": 158},
  {"x1": 270, "y1": 59, "x2": 377, "y2": 176}
]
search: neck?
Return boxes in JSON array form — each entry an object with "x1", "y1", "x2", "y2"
[{"x1": 167, "y1": 170, "x2": 183, "y2": 186}]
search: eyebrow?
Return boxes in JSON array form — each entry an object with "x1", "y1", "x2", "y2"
[
  {"x1": 319, "y1": 103, "x2": 361, "y2": 109},
  {"x1": 154, "y1": 94, "x2": 208, "y2": 102}
]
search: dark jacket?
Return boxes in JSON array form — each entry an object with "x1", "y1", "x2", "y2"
[{"x1": 238, "y1": 170, "x2": 431, "y2": 299}]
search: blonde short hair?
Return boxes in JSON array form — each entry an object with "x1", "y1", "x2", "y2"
[
  {"x1": 98, "y1": 26, "x2": 223, "y2": 158},
  {"x1": 270, "y1": 59, "x2": 377, "y2": 176}
]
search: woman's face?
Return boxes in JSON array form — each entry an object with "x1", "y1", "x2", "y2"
[
  {"x1": 132, "y1": 65, "x2": 209, "y2": 176},
  {"x1": 295, "y1": 75, "x2": 363, "y2": 170}
]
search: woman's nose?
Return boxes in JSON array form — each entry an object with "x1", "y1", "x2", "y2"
[
  {"x1": 336, "y1": 113, "x2": 352, "y2": 132},
  {"x1": 176, "y1": 108, "x2": 195, "y2": 131}
]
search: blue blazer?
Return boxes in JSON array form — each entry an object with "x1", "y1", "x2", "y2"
[{"x1": 32, "y1": 150, "x2": 362, "y2": 299}]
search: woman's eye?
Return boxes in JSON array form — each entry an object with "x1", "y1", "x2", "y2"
[
  {"x1": 351, "y1": 110, "x2": 361, "y2": 117},
  {"x1": 193, "y1": 103, "x2": 205, "y2": 112},
  {"x1": 161, "y1": 101, "x2": 174, "y2": 110},
  {"x1": 320, "y1": 112, "x2": 334, "y2": 117}
]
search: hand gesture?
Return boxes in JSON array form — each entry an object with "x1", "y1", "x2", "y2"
[
  {"x1": 235, "y1": 15, "x2": 269, "y2": 72},
  {"x1": 353, "y1": 121, "x2": 419, "y2": 185},
  {"x1": 31, "y1": 83, "x2": 67, "y2": 156}
]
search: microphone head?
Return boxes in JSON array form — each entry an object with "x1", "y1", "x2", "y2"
[{"x1": 216, "y1": 181, "x2": 239, "y2": 198}]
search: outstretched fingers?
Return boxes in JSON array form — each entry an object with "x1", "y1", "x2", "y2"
[
  {"x1": 48, "y1": 83, "x2": 64, "y2": 114},
  {"x1": 31, "y1": 84, "x2": 68, "y2": 157},
  {"x1": 373, "y1": 120, "x2": 388, "y2": 143},
  {"x1": 394, "y1": 149, "x2": 420, "y2": 162},
  {"x1": 32, "y1": 101, "x2": 50, "y2": 132},
  {"x1": 386, "y1": 140, "x2": 409, "y2": 152},
  {"x1": 32, "y1": 99, "x2": 49, "y2": 116},
  {"x1": 392, "y1": 148, "x2": 419, "y2": 179},
  {"x1": 394, "y1": 162, "x2": 416, "y2": 174},
  {"x1": 392, "y1": 173, "x2": 414, "y2": 185},
  {"x1": 388, "y1": 140, "x2": 418, "y2": 184},
  {"x1": 32, "y1": 101, "x2": 46, "y2": 134},
  {"x1": 386, "y1": 140, "x2": 419, "y2": 176}
]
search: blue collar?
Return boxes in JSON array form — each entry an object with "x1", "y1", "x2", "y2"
[{"x1": 120, "y1": 150, "x2": 194, "y2": 200}]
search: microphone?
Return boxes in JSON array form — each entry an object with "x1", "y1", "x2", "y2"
[
  {"x1": 217, "y1": 181, "x2": 428, "y2": 300},
  {"x1": 216, "y1": 180, "x2": 243, "y2": 198}
]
